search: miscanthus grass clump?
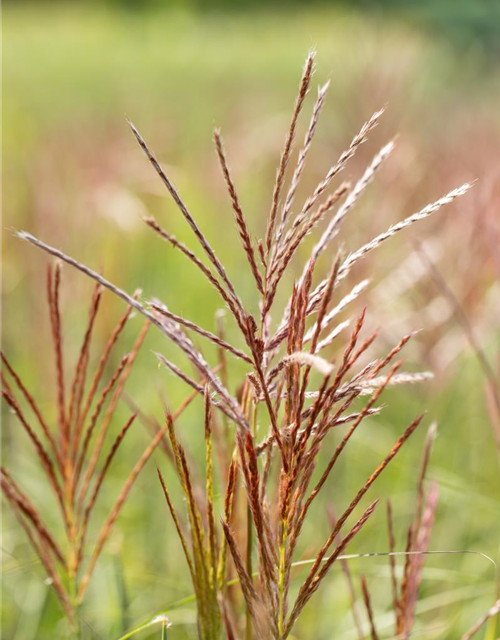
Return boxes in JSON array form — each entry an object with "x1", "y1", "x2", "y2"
[{"x1": 7, "y1": 51, "x2": 496, "y2": 639}]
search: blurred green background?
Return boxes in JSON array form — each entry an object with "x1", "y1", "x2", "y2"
[{"x1": 2, "y1": 1, "x2": 500, "y2": 639}]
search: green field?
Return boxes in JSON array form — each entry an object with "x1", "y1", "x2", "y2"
[{"x1": 2, "y1": 4, "x2": 500, "y2": 639}]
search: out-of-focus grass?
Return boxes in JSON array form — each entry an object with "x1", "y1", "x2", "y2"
[{"x1": 2, "y1": 4, "x2": 500, "y2": 639}]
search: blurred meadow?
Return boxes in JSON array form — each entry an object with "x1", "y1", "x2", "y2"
[{"x1": 2, "y1": 1, "x2": 500, "y2": 639}]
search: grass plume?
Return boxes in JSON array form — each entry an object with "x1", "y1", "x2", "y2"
[{"x1": 13, "y1": 52, "x2": 474, "y2": 639}]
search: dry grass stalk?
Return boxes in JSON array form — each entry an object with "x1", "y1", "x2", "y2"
[
  {"x1": 264, "y1": 183, "x2": 350, "y2": 314},
  {"x1": 460, "y1": 598, "x2": 500, "y2": 640},
  {"x1": 358, "y1": 422, "x2": 440, "y2": 640},
  {"x1": 265, "y1": 50, "x2": 315, "y2": 256},
  {"x1": 308, "y1": 139, "x2": 395, "y2": 269},
  {"x1": 16, "y1": 53, "x2": 471, "y2": 639},
  {"x1": 276, "y1": 105, "x2": 385, "y2": 279},
  {"x1": 151, "y1": 301, "x2": 252, "y2": 365},
  {"x1": 214, "y1": 129, "x2": 264, "y2": 294},
  {"x1": 274, "y1": 81, "x2": 330, "y2": 249},
  {"x1": 1, "y1": 266, "x2": 167, "y2": 631},
  {"x1": 128, "y1": 121, "x2": 243, "y2": 314},
  {"x1": 326, "y1": 505, "x2": 364, "y2": 640},
  {"x1": 143, "y1": 216, "x2": 248, "y2": 335},
  {"x1": 360, "y1": 575, "x2": 380, "y2": 640}
]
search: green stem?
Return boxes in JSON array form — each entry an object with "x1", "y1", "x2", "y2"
[
  {"x1": 484, "y1": 545, "x2": 500, "y2": 640},
  {"x1": 277, "y1": 520, "x2": 287, "y2": 639},
  {"x1": 245, "y1": 506, "x2": 253, "y2": 640},
  {"x1": 245, "y1": 398, "x2": 258, "y2": 640},
  {"x1": 66, "y1": 564, "x2": 82, "y2": 640}
]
